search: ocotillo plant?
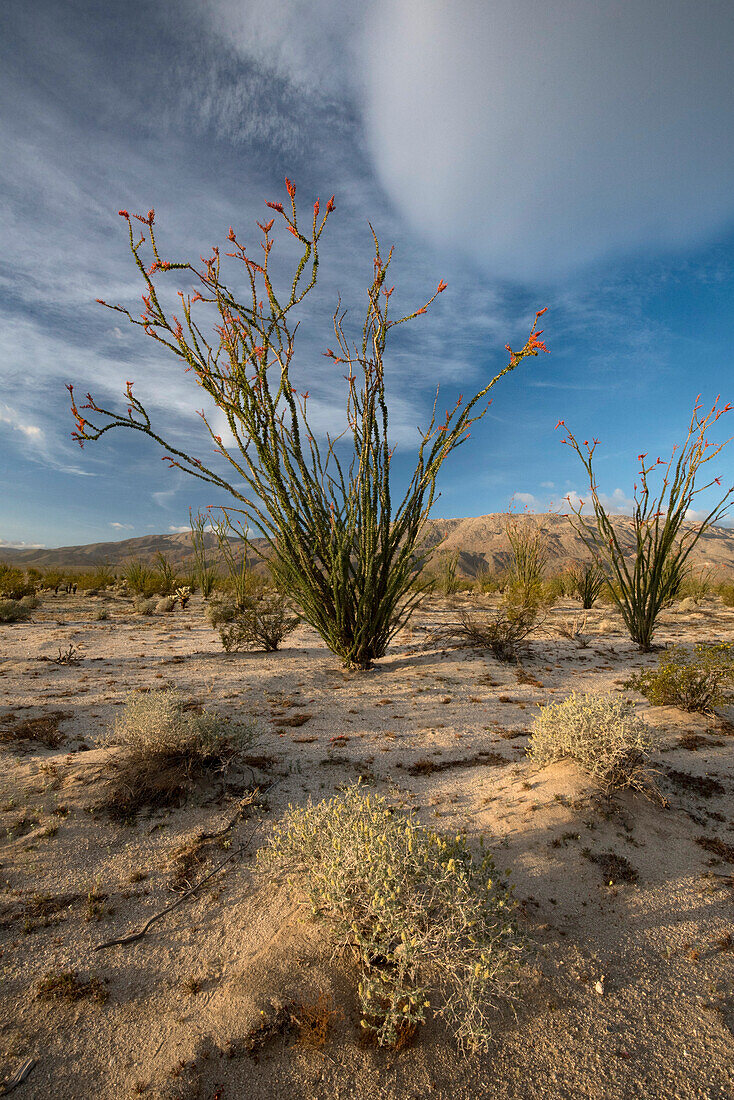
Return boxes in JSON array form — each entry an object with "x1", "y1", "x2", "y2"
[
  {"x1": 559, "y1": 397, "x2": 733, "y2": 650},
  {"x1": 69, "y1": 181, "x2": 548, "y2": 669},
  {"x1": 188, "y1": 509, "x2": 217, "y2": 598}
]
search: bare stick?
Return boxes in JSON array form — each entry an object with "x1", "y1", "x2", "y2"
[{"x1": 94, "y1": 820, "x2": 262, "y2": 952}]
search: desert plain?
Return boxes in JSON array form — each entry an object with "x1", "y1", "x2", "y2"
[{"x1": 0, "y1": 575, "x2": 733, "y2": 1099}]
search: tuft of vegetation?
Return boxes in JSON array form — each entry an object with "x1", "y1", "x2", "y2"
[
  {"x1": 218, "y1": 589, "x2": 300, "y2": 653},
  {"x1": 719, "y1": 582, "x2": 734, "y2": 607},
  {"x1": 625, "y1": 643, "x2": 734, "y2": 714},
  {"x1": 0, "y1": 599, "x2": 33, "y2": 623},
  {"x1": 569, "y1": 562, "x2": 606, "y2": 609},
  {"x1": 0, "y1": 564, "x2": 37, "y2": 600},
  {"x1": 134, "y1": 597, "x2": 157, "y2": 616},
  {"x1": 258, "y1": 783, "x2": 519, "y2": 1052},
  {"x1": 37, "y1": 969, "x2": 108, "y2": 1003},
  {"x1": 528, "y1": 691, "x2": 653, "y2": 794},
  {"x1": 98, "y1": 689, "x2": 257, "y2": 818},
  {"x1": 155, "y1": 595, "x2": 176, "y2": 614},
  {"x1": 94, "y1": 607, "x2": 110, "y2": 621},
  {"x1": 452, "y1": 600, "x2": 538, "y2": 662}
]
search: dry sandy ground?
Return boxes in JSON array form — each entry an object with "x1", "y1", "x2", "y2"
[{"x1": 0, "y1": 591, "x2": 733, "y2": 1100}]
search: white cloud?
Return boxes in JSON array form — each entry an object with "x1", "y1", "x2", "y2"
[
  {"x1": 168, "y1": 525, "x2": 191, "y2": 533},
  {"x1": 110, "y1": 522, "x2": 134, "y2": 530},
  {"x1": 540, "y1": 481, "x2": 555, "y2": 490},
  {"x1": 598, "y1": 489, "x2": 635, "y2": 515},
  {"x1": 512, "y1": 492, "x2": 537, "y2": 507},
  {"x1": 359, "y1": 0, "x2": 734, "y2": 280},
  {"x1": 0, "y1": 402, "x2": 43, "y2": 441},
  {"x1": 0, "y1": 538, "x2": 46, "y2": 549}
]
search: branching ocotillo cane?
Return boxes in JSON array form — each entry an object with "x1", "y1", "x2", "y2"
[
  {"x1": 558, "y1": 397, "x2": 733, "y2": 650},
  {"x1": 69, "y1": 179, "x2": 549, "y2": 669}
]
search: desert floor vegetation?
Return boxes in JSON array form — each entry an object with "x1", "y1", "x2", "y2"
[{"x1": 0, "y1": 584, "x2": 733, "y2": 1098}]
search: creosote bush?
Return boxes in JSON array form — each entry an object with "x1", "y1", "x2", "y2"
[
  {"x1": 529, "y1": 692, "x2": 653, "y2": 794},
  {"x1": 258, "y1": 783, "x2": 519, "y2": 1052},
  {"x1": 218, "y1": 588, "x2": 300, "y2": 653},
  {"x1": 0, "y1": 599, "x2": 33, "y2": 623},
  {"x1": 625, "y1": 643, "x2": 734, "y2": 714},
  {"x1": 72, "y1": 181, "x2": 548, "y2": 669},
  {"x1": 453, "y1": 601, "x2": 538, "y2": 662},
  {"x1": 99, "y1": 689, "x2": 257, "y2": 818},
  {"x1": 0, "y1": 565, "x2": 36, "y2": 600}
]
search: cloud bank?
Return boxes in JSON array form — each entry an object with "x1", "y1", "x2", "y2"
[{"x1": 359, "y1": 0, "x2": 734, "y2": 279}]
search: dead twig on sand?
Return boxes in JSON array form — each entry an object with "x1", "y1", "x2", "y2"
[{"x1": 94, "y1": 817, "x2": 263, "y2": 952}]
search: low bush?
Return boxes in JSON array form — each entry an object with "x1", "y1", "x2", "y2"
[
  {"x1": 0, "y1": 565, "x2": 36, "y2": 600},
  {"x1": 454, "y1": 602, "x2": 538, "y2": 662},
  {"x1": 134, "y1": 597, "x2": 156, "y2": 616},
  {"x1": 94, "y1": 607, "x2": 109, "y2": 621},
  {"x1": 99, "y1": 689, "x2": 257, "y2": 818},
  {"x1": 0, "y1": 599, "x2": 33, "y2": 623},
  {"x1": 218, "y1": 590, "x2": 300, "y2": 653},
  {"x1": 155, "y1": 595, "x2": 176, "y2": 614},
  {"x1": 205, "y1": 598, "x2": 239, "y2": 629},
  {"x1": 528, "y1": 692, "x2": 653, "y2": 794},
  {"x1": 258, "y1": 783, "x2": 519, "y2": 1052},
  {"x1": 625, "y1": 643, "x2": 734, "y2": 714},
  {"x1": 719, "y1": 583, "x2": 734, "y2": 607}
]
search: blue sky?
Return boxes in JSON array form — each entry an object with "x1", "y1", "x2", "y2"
[{"x1": 1, "y1": 0, "x2": 733, "y2": 549}]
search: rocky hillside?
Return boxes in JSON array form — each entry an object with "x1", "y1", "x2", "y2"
[{"x1": 3, "y1": 515, "x2": 734, "y2": 577}]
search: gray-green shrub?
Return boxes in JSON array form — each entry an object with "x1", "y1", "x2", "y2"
[
  {"x1": 529, "y1": 691, "x2": 652, "y2": 794},
  {"x1": 0, "y1": 599, "x2": 33, "y2": 623},
  {"x1": 625, "y1": 643, "x2": 734, "y2": 713},
  {"x1": 258, "y1": 783, "x2": 519, "y2": 1051}
]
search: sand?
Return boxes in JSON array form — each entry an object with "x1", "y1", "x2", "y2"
[{"x1": 0, "y1": 590, "x2": 732, "y2": 1099}]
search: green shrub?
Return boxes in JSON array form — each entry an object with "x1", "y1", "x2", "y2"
[
  {"x1": 100, "y1": 689, "x2": 257, "y2": 817},
  {"x1": 453, "y1": 601, "x2": 538, "y2": 662},
  {"x1": 0, "y1": 599, "x2": 33, "y2": 623},
  {"x1": 258, "y1": 784, "x2": 519, "y2": 1052},
  {"x1": 205, "y1": 598, "x2": 239, "y2": 629},
  {"x1": 218, "y1": 590, "x2": 300, "y2": 652},
  {"x1": 719, "y1": 583, "x2": 734, "y2": 607},
  {"x1": 0, "y1": 565, "x2": 36, "y2": 600},
  {"x1": 155, "y1": 595, "x2": 176, "y2": 614},
  {"x1": 528, "y1": 692, "x2": 652, "y2": 794},
  {"x1": 123, "y1": 560, "x2": 162, "y2": 598},
  {"x1": 19, "y1": 593, "x2": 40, "y2": 609},
  {"x1": 625, "y1": 643, "x2": 734, "y2": 713},
  {"x1": 134, "y1": 597, "x2": 156, "y2": 616}
]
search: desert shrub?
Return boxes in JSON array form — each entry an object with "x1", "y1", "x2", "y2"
[
  {"x1": 218, "y1": 589, "x2": 300, "y2": 653},
  {"x1": 0, "y1": 565, "x2": 36, "y2": 600},
  {"x1": 0, "y1": 599, "x2": 33, "y2": 623},
  {"x1": 205, "y1": 597, "x2": 238, "y2": 629},
  {"x1": 718, "y1": 582, "x2": 734, "y2": 607},
  {"x1": 123, "y1": 559, "x2": 162, "y2": 598},
  {"x1": 569, "y1": 562, "x2": 606, "y2": 609},
  {"x1": 678, "y1": 569, "x2": 713, "y2": 603},
  {"x1": 528, "y1": 692, "x2": 652, "y2": 794},
  {"x1": 100, "y1": 689, "x2": 257, "y2": 818},
  {"x1": 561, "y1": 400, "x2": 733, "y2": 649},
  {"x1": 258, "y1": 784, "x2": 519, "y2": 1052},
  {"x1": 454, "y1": 601, "x2": 538, "y2": 662},
  {"x1": 76, "y1": 567, "x2": 115, "y2": 591},
  {"x1": 94, "y1": 607, "x2": 110, "y2": 621},
  {"x1": 19, "y1": 593, "x2": 40, "y2": 610},
  {"x1": 134, "y1": 597, "x2": 156, "y2": 616},
  {"x1": 474, "y1": 569, "x2": 508, "y2": 595},
  {"x1": 625, "y1": 643, "x2": 734, "y2": 714},
  {"x1": 155, "y1": 595, "x2": 176, "y2": 614}
]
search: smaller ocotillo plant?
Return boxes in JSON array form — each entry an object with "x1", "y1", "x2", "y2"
[
  {"x1": 570, "y1": 562, "x2": 606, "y2": 609},
  {"x1": 504, "y1": 513, "x2": 548, "y2": 606},
  {"x1": 189, "y1": 509, "x2": 217, "y2": 598},
  {"x1": 559, "y1": 396, "x2": 733, "y2": 650}
]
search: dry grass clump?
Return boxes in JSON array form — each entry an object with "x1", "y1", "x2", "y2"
[
  {"x1": 155, "y1": 595, "x2": 176, "y2": 614},
  {"x1": 528, "y1": 692, "x2": 653, "y2": 794},
  {"x1": 99, "y1": 689, "x2": 257, "y2": 818},
  {"x1": 134, "y1": 597, "x2": 157, "y2": 616},
  {"x1": 37, "y1": 969, "x2": 108, "y2": 1003},
  {"x1": 258, "y1": 783, "x2": 519, "y2": 1052},
  {"x1": 625, "y1": 643, "x2": 734, "y2": 714},
  {"x1": 453, "y1": 599, "x2": 539, "y2": 662}
]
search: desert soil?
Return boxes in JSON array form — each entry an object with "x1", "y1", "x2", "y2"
[{"x1": 0, "y1": 591, "x2": 733, "y2": 1099}]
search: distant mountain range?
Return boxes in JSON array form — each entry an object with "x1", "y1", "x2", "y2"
[{"x1": 3, "y1": 514, "x2": 734, "y2": 577}]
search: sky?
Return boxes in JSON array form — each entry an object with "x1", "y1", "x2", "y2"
[{"x1": 1, "y1": 0, "x2": 734, "y2": 549}]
